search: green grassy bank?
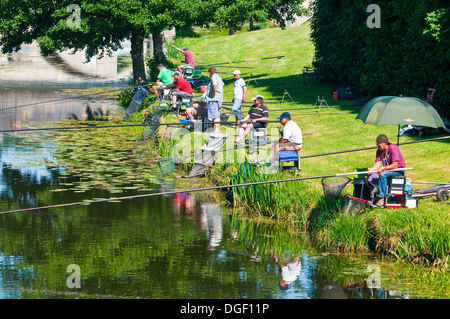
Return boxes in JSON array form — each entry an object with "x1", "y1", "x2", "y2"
[{"x1": 153, "y1": 24, "x2": 450, "y2": 266}]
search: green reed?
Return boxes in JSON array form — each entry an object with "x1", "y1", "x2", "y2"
[{"x1": 230, "y1": 162, "x2": 311, "y2": 226}]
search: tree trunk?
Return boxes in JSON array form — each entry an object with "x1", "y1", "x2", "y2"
[
  {"x1": 152, "y1": 31, "x2": 169, "y2": 66},
  {"x1": 229, "y1": 25, "x2": 234, "y2": 35},
  {"x1": 130, "y1": 31, "x2": 147, "y2": 85},
  {"x1": 249, "y1": 18, "x2": 254, "y2": 31}
]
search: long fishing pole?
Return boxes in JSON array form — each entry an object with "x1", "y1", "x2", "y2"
[
  {"x1": 301, "y1": 135, "x2": 450, "y2": 159},
  {"x1": 1, "y1": 112, "x2": 347, "y2": 133},
  {"x1": 1, "y1": 86, "x2": 139, "y2": 112},
  {"x1": 0, "y1": 120, "x2": 286, "y2": 133},
  {"x1": 148, "y1": 132, "x2": 315, "y2": 165},
  {"x1": 196, "y1": 56, "x2": 285, "y2": 67},
  {"x1": 0, "y1": 167, "x2": 414, "y2": 215}
]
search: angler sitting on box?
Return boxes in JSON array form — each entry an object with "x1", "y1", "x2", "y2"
[
  {"x1": 367, "y1": 134, "x2": 406, "y2": 208},
  {"x1": 171, "y1": 71, "x2": 193, "y2": 109},
  {"x1": 269, "y1": 112, "x2": 302, "y2": 169},
  {"x1": 185, "y1": 81, "x2": 208, "y2": 122}
]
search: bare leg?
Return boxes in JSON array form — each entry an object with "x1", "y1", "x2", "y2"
[{"x1": 213, "y1": 119, "x2": 220, "y2": 133}]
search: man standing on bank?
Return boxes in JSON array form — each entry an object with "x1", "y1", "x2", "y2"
[
  {"x1": 205, "y1": 67, "x2": 224, "y2": 134},
  {"x1": 232, "y1": 70, "x2": 247, "y2": 121},
  {"x1": 368, "y1": 134, "x2": 406, "y2": 207},
  {"x1": 172, "y1": 45, "x2": 195, "y2": 74}
]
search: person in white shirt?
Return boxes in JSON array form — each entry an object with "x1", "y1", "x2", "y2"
[
  {"x1": 231, "y1": 70, "x2": 247, "y2": 121},
  {"x1": 277, "y1": 112, "x2": 302, "y2": 150},
  {"x1": 185, "y1": 82, "x2": 208, "y2": 121},
  {"x1": 270, "y1": 112, "x2": 302, "y2": 165}
]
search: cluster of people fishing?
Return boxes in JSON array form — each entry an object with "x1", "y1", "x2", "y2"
[{"x1": 149, "y1": 47, "x2": 406, "y2": 209}]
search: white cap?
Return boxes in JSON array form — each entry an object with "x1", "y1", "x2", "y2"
[
  {"x1": 232, "y1": 70, "x2": 241, "y2": 75},
  {"x1": 252, "y1": 95, "x2": 264, "y2": 101}
]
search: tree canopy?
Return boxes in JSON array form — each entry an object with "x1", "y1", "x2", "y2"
[{"x1": 0, "y1": 0, "x2": 307, "y2": 83}]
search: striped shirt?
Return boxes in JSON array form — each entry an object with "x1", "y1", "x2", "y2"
[
  {"x1": 248, "y1": 104, "x2": 269, "y2": 120},
  {"x1": 205, "y1": 73, "x2": 224, "y2": 103}
]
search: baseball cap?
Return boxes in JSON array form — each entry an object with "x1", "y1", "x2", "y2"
[
  {"x1": 252, "y1": 95, "x2": 264, "y2": 101},
  {"x1": 277, "y1": 112, "x2": 291, "y2": 120},
  {"x1": 232, "y1": 70, "x2": 240, "y2": 75},
  {"x1": 196, "y1": 81, "x2": 208, "y2": 87},
  {"x1": 183, "y1": 48, "x2": 188, "y2": 51},
  {"x1": 173, "y1": 71, "x2": 182, "y2": 76}
]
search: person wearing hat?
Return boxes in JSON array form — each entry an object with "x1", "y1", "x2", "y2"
[
  {"x1": 171, "y1": 71, "x2": 193, "y2": 107},
  {"x1": 152, "y1": 64, "x2": 174, "y2": 99},
  {"x1": 269, "y1": 112, "x2": 302, "y2": 167},
  {"x1": 185, "y1": 81, "x2": 209, "y2": 121},
  {"x1": 234, "y1": 95, "x2": 269, "y2": 144},
  {"x1": 277, "y1": 112, "x2": 303, "y2": 151},
  {"x1": 232, "y1": 70, "x2": 247, "y2": 121},
  {"x1": 172, "y1": 45, "x2": 195, "y2": 74}
]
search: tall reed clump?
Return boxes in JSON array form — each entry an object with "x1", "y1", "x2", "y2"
[
  {"x1": 314, "y1": 212, "x2": 369, "y2": 252},
  {"x1": 230, "y1": 162, "x2": 311, "y2": 227},
  {"x1": 371, "y1": 210, "x2": 450, "y2": 265}
]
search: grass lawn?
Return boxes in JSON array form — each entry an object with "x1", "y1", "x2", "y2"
[{"x1": 157, "y1": 23, "x2": 450, "y2": 264}]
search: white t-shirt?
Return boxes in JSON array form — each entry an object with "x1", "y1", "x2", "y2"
[
  {"x1": 233, "y1": 77, "x2": 246, "y2": 100},
  {"x1": 282, "y1": 120, "x2": 303, "y2": 145}
]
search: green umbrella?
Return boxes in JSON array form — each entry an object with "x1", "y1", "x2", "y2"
[{"x1": 356, "y1": 96, "x2": 447, "y2": 144}]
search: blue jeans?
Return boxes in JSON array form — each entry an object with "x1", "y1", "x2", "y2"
[
  {"x1": 232, "y1": 99, "x2": 243, "y2": 120},
  {"x1": 377, "y1": 170, "x2": 404, "y2": 198}
]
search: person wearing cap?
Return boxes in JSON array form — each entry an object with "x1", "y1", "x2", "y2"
[
  {"x1": 232, "y1": 70, "x2": 247, "y2": 121},
  {"x1": 234, "y1": 95, "x2": 269, "y2": 144},
  {"x1": 269, "y1": 112, "x2": 302, "y2": 168},
  {"x1": 185, "y1": 82, "x2": 209, "y2": 121},
  {"x1": 172, "y1": 45, "x2": 195, "y2": 74},
  {"x1": 205, "y1": 67, "x2": 224, "y2": 133},
  {"x1": 277, "y1": 112, "x2": 303, "y2": 151},
  {"x1": 171, "y1": 71, "x2": 193, "y2": 107},
  {"x1": 152, "y1": 64, "x2": 174, "y2": 99}
]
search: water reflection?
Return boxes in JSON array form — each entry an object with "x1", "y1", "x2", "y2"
[
  {"x1": 0, "y1": 85, "x2": 122, "y2": 133},
  {"x1": 0, "y1": 134, "x2": 414, "y2": 299}
]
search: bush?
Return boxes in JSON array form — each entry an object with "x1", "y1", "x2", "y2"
[{"x1": 310, "y1": 0, "x2": 449, "y2": 107}]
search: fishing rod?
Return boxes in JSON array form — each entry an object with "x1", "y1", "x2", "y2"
[
  {"x1": 1, "y1": 86, "x2": 140, "y2": 112},
  {"x1": 0, "y1": 119, "x2": 290, "y2": 134},
  {"x1": 301, "y1": 135, "x2": 450, "y2": 159},
  {"x1": 195, "y1": 56, "x2": 285, "y2": 68},
  {"x1": 0, "y1": 167, "x2": 414, "y2": 215},
  {"x1": 148, "y1": 132, "x2": 315, "y2": 165}
]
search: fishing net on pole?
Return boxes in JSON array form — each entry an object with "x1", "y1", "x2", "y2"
[
  {"x1": 124, "y1": 86, "x2": 149, "y2": 120},
  {"x1": 142, "y1": 104, "x2": 166, "y2": 139},
  {"x1": 157, "y1": 157, "x2": 176, "y2": 177},
  {"x1": 342, "y1": 195, "x2": 368, "y2": 215},
  {"x1": 321, "y1": 176, "x2": 351, "y2": 200},
  {"x1": 187, "y1": 133, "x2": 229, "y2": 178}
]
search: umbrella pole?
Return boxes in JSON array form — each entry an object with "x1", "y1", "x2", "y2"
[{"x1": 397, "y1": 125, "x2": 400, "y2": 146}]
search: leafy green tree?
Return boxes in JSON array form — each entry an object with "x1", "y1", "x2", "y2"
[
  {"x1": 310, "y1": 0, "x2": 449, "y2": 106},
  {"x1": 0, "y1": 0, "x2": 308, "y2": 84},
  {"x1": 0, "y1": 0, "x2": 212, "y2": 84},
  {"x1": 212, "y1": 0, "x2": 308, "y2": 35}
]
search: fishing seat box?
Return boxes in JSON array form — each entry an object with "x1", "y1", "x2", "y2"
[
  {"x1": 279, "y1": 150, "x2": 300, "y2": 171},
  {"x1": 385, "y1": 176, "x2": 407, "y2": 209}
]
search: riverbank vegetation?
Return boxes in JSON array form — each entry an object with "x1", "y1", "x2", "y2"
[
  {"x1": 152, "y1": 23, "x2": 450, "y2": 266},
  {"x1": 40, "y1": 24, "x2": 449, "y2": 268}
]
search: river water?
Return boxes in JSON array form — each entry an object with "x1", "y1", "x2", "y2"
[{"x1": 0, "y1": 49, "x2": 427, "y2": 301}]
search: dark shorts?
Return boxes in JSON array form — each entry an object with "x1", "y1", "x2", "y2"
[{"x1": 252, "y1": 121, "x2": 267, "y2": 129}]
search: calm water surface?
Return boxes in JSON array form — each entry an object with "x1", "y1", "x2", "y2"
[
  {"x1": 0, "y1": 133, "x2": 412, "y2": 299},
  {"x1": 0, "y1": 54, "x2": 415, "y2": 299}
]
